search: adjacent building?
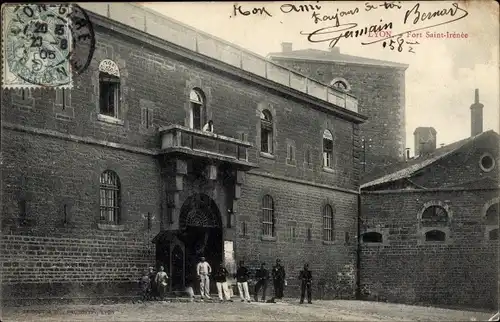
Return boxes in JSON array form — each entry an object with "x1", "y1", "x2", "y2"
[
  {"x1": 359, "y1": 90, "x2": 499, "y2": 309},
  {"x1": 1, "y1": 3, "x2": 367, "y2": 302},
  {"x1": 268, "y1": 45, "x2": 408, "y2": 175}
]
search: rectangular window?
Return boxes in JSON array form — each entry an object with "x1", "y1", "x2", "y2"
[
  {"x1": 286, "y1": 221, "x2": 297, "y2": 242},
  {"x1": 323, "y1": 139, "x2": 333, "y2": 168},
  {"x1": 141, "y1": 107, "x2": 154, "y2": 128},
  {"x1": 18, "y1": 199, "x2": 28, "y2": 226},
  {"x1": 240, "y1": 221, "x2": 248, "y2": 236},
  {"x1": 306, "y1": 223, "x2": 312, "y2": 241},
  {"x1": 55, "y1": 89, "x2": 71, "y2": 108},
  {"x1": 305, "y1": 148, "x2": 312, "y2": 165},
  {"x1": 287, "y1": 144, "x2": 295, "y2": 163},
  {"x1": 99, "y1": 73, "x2": 120, "y2": 118},
  {"x1": 192, "y1": 104, "x2": 202, "y2": 129},
  {"x1": 262, "y1": 196, "x2": 275, "y2": 237},
  {"x1": 261, "y1": 129, "x2": 271, "y2": 153}
]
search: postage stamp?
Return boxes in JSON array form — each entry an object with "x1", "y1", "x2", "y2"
[{"x1": 2, "y1": 4, "x2": 95, "y2": 89}]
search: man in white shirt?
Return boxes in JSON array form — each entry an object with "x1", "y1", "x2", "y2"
[
  {"x1": 202, "y1": 120, "x2": 214, "y2": 132},
  {"x1": 196, "y1": 256, "x2": 212, "y2": 300}
]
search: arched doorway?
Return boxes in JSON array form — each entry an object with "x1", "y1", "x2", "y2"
[{"x1": 177, "y1": 193, "x2": 223, "y2": 295}]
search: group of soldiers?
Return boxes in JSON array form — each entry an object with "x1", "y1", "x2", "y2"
[{"x1": 139, "y1": 257, "x2": 313, "y2": 304}]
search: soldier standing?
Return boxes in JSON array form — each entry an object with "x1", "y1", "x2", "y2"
[
  {"x1": 235, "y1": 260, "x2": 251, "y2": 303},
  {"x1": 299, "y1": 263, "x2": 312, "y2": 304},
  {"x1": 155, "y1": 266, "x2": 169, "y2": 300},
  {"x1": 272, "y1": 259, "x2": 286, "y2": 300},
  {"x1": 196, "y1": 256, "x2": 212, "y2": 300},
  {"x1": 254, "y1": 262, "x2": 269, "y2": 302}
]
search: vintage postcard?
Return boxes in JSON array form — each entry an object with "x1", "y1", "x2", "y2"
[{"x1": 1, "y1": 1, "x2": 498, "y2": 321}]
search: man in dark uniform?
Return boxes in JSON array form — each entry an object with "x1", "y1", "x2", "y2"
[
  {"x1": 147, "y1": 266, "x2": 157, "y2": 300},
  {"x1": 254, "y1": 262, "x2": 269, "y2": 302},
  {"x1": 299, "y1": 263, "x2": 312, "y2": 304},
  {"x1": 272, "y1": 259, "x2": 286, "y2": 300}
]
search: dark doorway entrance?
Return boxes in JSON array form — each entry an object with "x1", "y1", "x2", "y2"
[{"x1": 174, "y1": 193, "x2": 223, "y2": 295}]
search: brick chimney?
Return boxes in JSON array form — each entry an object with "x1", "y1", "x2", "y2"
[
  {"x1": 414, "y1": 127, "x2": 437, "y2": 157},
  {"x1": 470, "y1": 88, "x2": 484, "y2": 137},
  {"x1": 281, "y1": 42, "x2": 292, "y2": 53}
]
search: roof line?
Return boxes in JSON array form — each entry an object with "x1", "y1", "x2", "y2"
[{"x1": 267, "y1": 53, "x2": 409, "y2": 70}]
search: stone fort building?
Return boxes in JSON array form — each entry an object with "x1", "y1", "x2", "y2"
[
  {"x1": 268, "y1": 44, "x2": 407, "y2": 175},
  {"x1": 1, "y1": 3, "x2": 367, "y2": 302}
]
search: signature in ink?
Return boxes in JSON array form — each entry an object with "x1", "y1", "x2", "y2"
[
  {"x1": 362, "y1": 2, "x2": 468, "y2": 45},
  {"x1": 300, "y1": 20, "x2": 392, "y2": 48}
]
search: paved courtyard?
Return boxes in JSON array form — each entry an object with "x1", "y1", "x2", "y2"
[{"x1": 1, "y1": 299, "x2": 494, "y2": 322}]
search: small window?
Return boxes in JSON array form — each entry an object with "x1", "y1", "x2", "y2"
[
  {"x1": 332, "y1": 80, "x2": 348, "y2": 91},
  {"x1": 262, "y1": 195, "x2": 275, "y2": 237},
  {"x1": 323, "y1": 130, "x2": 333, "y2": 168},
  {"x1": 425, "y1": 230, "x2": 446, "y2": 242},
  {"x1": 260, "y1": 110, "x2": 273, "y2": 154},
  {"x1": 286, "y1": 143, "x2": 295, "y2": 164},
  {"x1": 55, "y1": 89, "x2": 71, "y2": 108},
  {"x1": 480, "y1": 153, "x2": 495, "y2": 172},
  {"x1": 141, "y1": 106, "x2": 154, "y2": 129},
  {"x1": 323, "y1": 204, "x2": 334, "y2": 241},
  {"x1": 485, "y1": 203, "x2": 499, "y2": 226},
  {"x1": 287, "y1": 221, "x2": 297, "y2": 242},
  {"x1": 189, "y1": 89, "x2": 205, "y2": 130},
  {"x1": 345, "y1": 231, "x2": 350, "y2": 244},
  {"x1": 98, "y1": 60, "x2": 121, "y2": 119},
  {"x1": 240, "y1": 221, "x2": 248, "y2": 236},
  {"x1": 489, "y1": 228, "x2": 498, "y2": 240},
  {"x1": 18, "y1": 199, "x2": 29, "y2": 226},
  {"x1": 306, "y1": 224, "x2": 312, "y2": 241},
  {"x1": 305, "y1": 148, "x2": 312, "y2": 166},
  {"x1": 362, "y1": 232, "x2": 383, "y2": 243},
  {"x1": 99, "y1": 170, "x2": 121, "y2": 224}
]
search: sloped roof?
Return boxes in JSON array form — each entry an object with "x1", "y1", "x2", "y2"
[
  {"x1": 267, "y1": 48, "x2": 408, "y2": 69},
  {"x1": 361, "y1": 130, "x2": 499, "y2": 189}
]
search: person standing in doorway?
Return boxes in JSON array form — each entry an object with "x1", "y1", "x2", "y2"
[
  {"x1": 155, "y1": 266, "x2": 169, "y2": 300},
  {"x1": 299, "y1": 263, "x2": 313, "y2": 304},
  {"x1": 235, "y1": 260, "x2": 251, "y2": 303},
  {"x1": 272, "y1": 259, "x2": 286, "y2": 300},
  {"x1": 196, "y1": 256, "x2": 212, "y2": 300},
  {"x1": 214, "y1": 263, "x2": 233, "y2": 302},
  {"x1": 254, "y1": 262, "x2": 269, "y2": 302}
]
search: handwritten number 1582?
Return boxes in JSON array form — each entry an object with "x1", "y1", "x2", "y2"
[{"x1": 382, "y1": 36, "x2": 416, "y2": 53}]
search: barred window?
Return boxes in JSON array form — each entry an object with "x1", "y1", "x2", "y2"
[
  {"x1": 100, "y1": 170, "x2": 121, "y2": 224},
  {"x1": 262, "y1": 195, "x2": 275, "y2": 237},
  {"x1": 421, "y1": 205, "x2": 448, "y2": 227},
  {"x1": 485, "y1": 203, "x2": 499, "y2": 226},
  {"x1": 323, "y1": 204, "x2": 334, "y2": 241}
]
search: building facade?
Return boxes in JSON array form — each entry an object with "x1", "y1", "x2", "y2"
[
  {"x1": 359, "y1": 91, "x2": 499, "y2": 309},
  {"x1": 268, "y1": 45, "x2": 407, "y2": 175},
  {"x1": 1, "y1": 3, "x2": 366, "y2": 302}
]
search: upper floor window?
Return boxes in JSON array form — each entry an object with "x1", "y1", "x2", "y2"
[
  {"x1": 98, "y1": 59, "x2": 121, "y2": 119},
  {"x1": 262, "y1": 195, "x2": 275, "y2": 237},
  {"x1": 362, "y1": 231, "x2": 383, "y2": 243},
  {"x1": 189, "y1": 89, "x2": 205, "y2": 130},
  {"x1": 330, "y1": 78, "x2": 351, "y2": 92},
  {"x1": 332, "y1": 80, "x2": 348, "y2": 91},
  {"x1": 323, "y1": 204, "x2": 334, "y2": 241},
  {"x1": 100, "y1": 170, "x2": 121, "y2": 224},
  {"x1": 260, "y1": 110, "x2": 273, "y2": 154},
  {"x1": 323, "y1": 130, "x2": 333, "y2": 168}
]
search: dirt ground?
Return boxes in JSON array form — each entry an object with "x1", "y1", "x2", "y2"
[{"x1": 1, "y1": 299, "x2": 494, "y2": 322}]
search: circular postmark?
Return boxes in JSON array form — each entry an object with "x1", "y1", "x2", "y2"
[{"x1": 4, "y1": 4, "x2": 95, "y2": 87}]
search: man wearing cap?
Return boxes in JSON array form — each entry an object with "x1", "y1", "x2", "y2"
[
  {"x1": 196, "y1": 256, "x2": 212, "y2": 300},
  {"x1": 254, "y1": 262, "x2": 269, "y2": 302},
  {"x1": 272, "y1": 259, "x2": 286, "y2": 300}
]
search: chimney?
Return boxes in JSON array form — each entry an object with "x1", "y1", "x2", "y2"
[
  {"x1": 414, "y1": 127, "x2": 437, "y2": 157},
  {"x1": 281, "y1": 42, "x2": 292, "y2": 53},
  {"x1": 470, "y1": 88, "x2": 484, "y2": 136}
]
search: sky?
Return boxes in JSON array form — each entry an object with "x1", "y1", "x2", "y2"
[{"x1": 143, "y1": 1, "x2": 499, "y2": 153}]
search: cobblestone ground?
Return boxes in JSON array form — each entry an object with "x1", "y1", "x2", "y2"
[{"x1": 1, "y1": 299, "x2": 493, "y2": 322}]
